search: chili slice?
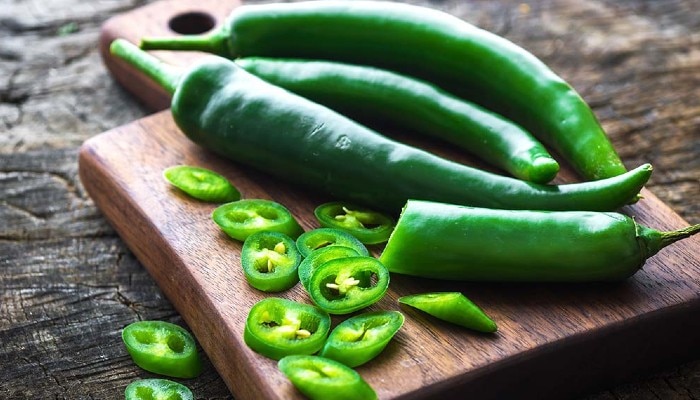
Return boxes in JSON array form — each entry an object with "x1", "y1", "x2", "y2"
[
  {"x1": 244, "y1": 297, "x2": 331, "y2": 360},
  {"x1": 314, "y1": 202, "x2": 395, "y2": 245},
  {"x1": 212, "y1": 199, "x2": 304, "y2": 241},
  {"x1": 163, "y1": 165, "x2": 240, "y2": 203},
  {"x1": 308, "y1": 256, "x2": 389, "y2": 315},
  {"x1": 278, "y1": 355, "x2": 378, "y2": 400},
  {"x1": 319, "y1": 310, "x2": 404, "y2": 367},
  {"x1": 242, "y1": 231, "x2": 302, "y2": 292},
  {"x1": 122, "y1": 320, "x2": 202, "y2": 378},
  {"x1": 296, "y1": 227, "x2": 369, "y2": 258},
  {"x1": 124, "y1": 378, "x2": 193, "y2": 400},
  {"x1": 298, "y1": 246, "x2": 360, "y2": 291},
  {"x1": 399, "y1": 292, "x2": 497, "y2": 333}
]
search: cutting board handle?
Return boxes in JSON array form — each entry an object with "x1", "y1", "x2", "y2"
[{"x1": 99, "y1": 0, "x2": 241, "y2": 111}]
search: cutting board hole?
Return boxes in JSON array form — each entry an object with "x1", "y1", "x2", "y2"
[{"x1": 169, "y1": 12, "x2": 216, "y2": 35}]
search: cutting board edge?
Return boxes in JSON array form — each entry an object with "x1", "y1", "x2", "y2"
[{"x1": 405, "y1": 298, "x2": 700, "y2": 400}]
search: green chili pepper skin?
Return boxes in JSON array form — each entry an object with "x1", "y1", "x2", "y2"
[
  {"x1": 124, "y1": 378, "x2": 194, "y2": 400},
  {"x1": 399, "y1": 292, "x2": 497, "y2": 333},
  {"x1": 314, "y1": 202, "x2": 395, "y2": 245},
  {"x1": 121, "y1": 321, "x2": 202, "y2": 379},
  {"x1": 139, "y1": 1, "x2": 625, "y2": 181},
  {"x1": 236, "y1": 57, "x2": 559, "y2": 184},
  {"x1": 212, "y1": 199, "x2": 304, "y2": 242},
  {"x1": 278, "y1": 355, "x2": 378, "y2": 400},
  {"x1": 308, "y1": 256, "x2": 390, "y2": 315},
  {"x1": 241, "y1": 231, "x2": 302, "y2": 292},
  {"x1": 319, "y1": 310, "x2": 404, "y2": 367},
  {"x1": 110, "y1": 40, "x2": 651, "y2": 213},
  {"x1": 244, "y1": 297, "x2": 331, "y2": 360},
  {"x1": 163, "y1": 165, "x2": 240, "y2": 202},
  {"x1": 381, "y1": 200, "x2": 700, "y2": 282},
  {"x1": 298, "y1": 246, "x2": 361, "y2": 291},
  {"x1": 296, "y1": 228, "x2": 369, "y2": 258}
]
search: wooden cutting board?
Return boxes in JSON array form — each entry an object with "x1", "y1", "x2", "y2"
[{"x1": 81, "y1": 1, "x2": 700, "y2": 399}]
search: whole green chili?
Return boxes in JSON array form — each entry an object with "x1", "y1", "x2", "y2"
[
  {"x1": 109, "y1": 39, "x2": 650, "y2": 212},
  {"x1": 140, "y1": 0, "x2": 626, "y2": 181},
  {"x1": 235, "y1": 57, "x2": 559, "y2": 183},
  {"x1": 380, "y1": 200, "x2": 700, "y2": 282}
]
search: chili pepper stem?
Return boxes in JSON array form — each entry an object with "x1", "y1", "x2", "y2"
[
  {"x1": 638, "y1": 222, "x2": 700, "y2": 260},
  {"x1": 659, "y1": 224, "x2": 700, "y2": 248},
  {"x1": 140, "y1": 30, "x2": 230, "y2": 57},
  {"x1": 110, "y1": 38, "x2": 181, "y2": 95}
]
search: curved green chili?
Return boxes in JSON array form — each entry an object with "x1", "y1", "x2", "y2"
[
  {"x1": 140, "y1": 1, "x2": 625, "y2": 181},
  {"x1": 380, "y1": 200, "x2": 700, "y2": 282},
  {"x1": 235, "y1": 57, "x2": 559, "y2": 183},
  {"x1": 110, "y1": 39, "x2": 651, "y2": 212}
]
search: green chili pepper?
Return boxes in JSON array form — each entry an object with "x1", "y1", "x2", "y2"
[
  {"x1": 163, "y1": 165, "x2": 240, "y2": 202},
  {"x1": 241, "y1": 231, "x2": 302, "y2": 292},
  {"x1": 212, "y1": 199, "x2": 303, "y2": 242},
  {"x1": 399, "y1": 292, "x2": 497, "y2": 333},
  {"x1": 296, "y1": 227, "x2": 369, "y2": 258},
  {"x1": 244, "y1": 297, "x2": 331, "y2": 360},
  {"x1": 278, "y1": 355, "x2": 378, "y2": 400},
  {"x1": 139, "y1": 1, "x2": 625, "y2": 181},
  {"x1": 298, "y1": 246, "x2": 361, "y2": 291},
  {"x1": 319, "y1": 310, "x2": 404, "y2": 367},
  {"x1": 314, "y1": 202, "x2": 395, "y2": 245},
  {"x1": 297, "y1": 246, "x2": 361, "y2": 291},
  {"x1": 381, "y1": 200, "x2": 700, "y2": 282},
  {"x1": 110, "y1": 39, "x2": 651, "y2": 212},
  {"x1": 122, "y1": 320, "x2": 202, "y2": 379},
  {"x1": 124, "y1": 379, "x2": 193, "y2": 400},
  {"x1": 235, "y1": 57, "x2": 559, "y2": 183},
  {"x1": 308, "y1": 256, "x2": 390, "y2": 315}
]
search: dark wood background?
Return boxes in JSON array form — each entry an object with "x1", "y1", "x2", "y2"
[{"x1": 1, "y1": 0, "x2": 698, "y2": 399}]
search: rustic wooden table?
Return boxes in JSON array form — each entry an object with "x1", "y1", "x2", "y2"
[{"x1": 1, "y1": 0, "x2": 698, "y2": 399}]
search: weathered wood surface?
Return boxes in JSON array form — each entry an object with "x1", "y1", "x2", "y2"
[{"x1": 1, "y1": 0, "x2": 698, "y2": 399}]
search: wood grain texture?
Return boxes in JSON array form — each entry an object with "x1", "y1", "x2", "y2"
[
  {"x1": 2, "y1": 0, "x2": 699, "y2": 399},
  {"x1": 78, "y1": 106, "x2": 700, "y2": 399}
]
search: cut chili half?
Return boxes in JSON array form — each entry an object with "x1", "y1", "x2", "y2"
[
  {"x1": 163, "y1": 165, "x2": 240, "y2": 203},
  {"x1": 296, "y1": 227, "x2": 369, "y2": 258},
  {"x1": 242, "y1": 231, "x2": 302, "y2": 292},
  {"x1": 314, "y1": 202, "x2": 395, "y2": 244},
  {"x1": 122, "y1": 320, "x2": 202, "y2": 378},
  {"x1": 399, "y1": 292, "x2": 497, "y2": 333},
  {"x1": 212, "y1": 199, "x2": 304, "y2": 241},
  {"x1": 308, "y1": 256, "x2": 389, "y2": 315},
  {"x1": 278, "y1": 355, "x2": 378, "y2": 400},
  {"x1": 124, "y1": 378, "x2": 193, "y2": 400},
  {"x1": 320, "y1": 310, "x2": 404, "y2": 367},
  {"x1": 244, "y1": 297, "x2": 331, "y2": 360},
  {"x1": 298, "y1": 245, "x2": 361, "y2": 291}
]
